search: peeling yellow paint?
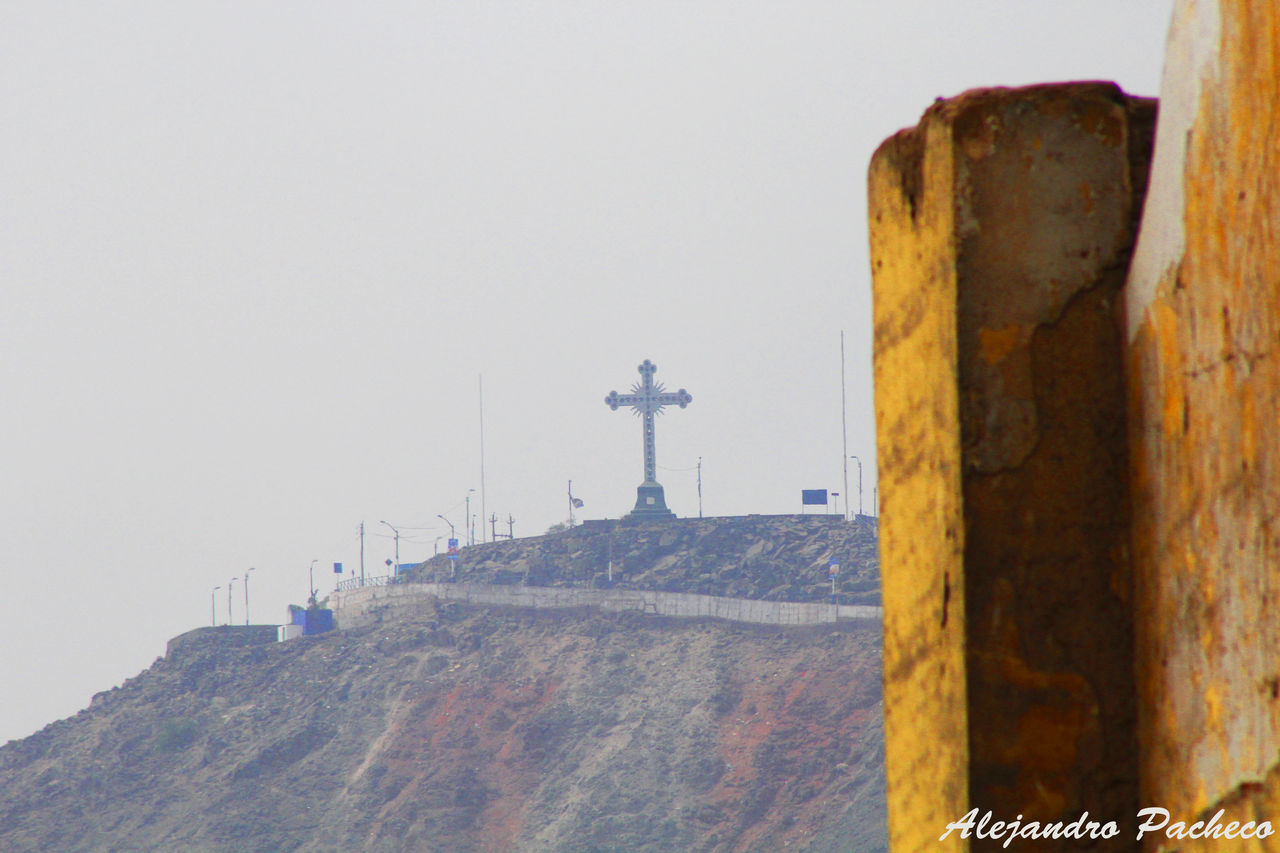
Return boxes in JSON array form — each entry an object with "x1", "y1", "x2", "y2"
[
  {"x1": 1154, "y1": 301, "x2": 1184, "y2": 438},
  {"x1": 870, "y1": 108, "x2": 969, "y2": 853},
  {"x1": 1126, "y1": 0, "x2": 1280, "y2": 828}
]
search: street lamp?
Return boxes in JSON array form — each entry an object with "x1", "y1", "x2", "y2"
[
  {"x1": 436, "y1": 513, "x2": 456, "y2": 540},
  {"x1": 211, "y1": 586, "x2": 220, "y2": 627},
  {"x1": 434, "y1": 535, "x2": 443, "y2": 556},
  {"x1": 227, "y1": 578, "x2": 236, "y2": 625},
  {"x1": 850, "y1": 456, "x2": 864, "y2": 517},
  {"x1": 381, "y1": 520, "x2": 401, "y2": 571},
  {"x1": 243, "y1": 567, "x2": 255, "y2": 625}
]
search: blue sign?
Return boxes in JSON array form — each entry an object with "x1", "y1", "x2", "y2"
[
  {"x1": 448, "y1": 537, "x2": 459, "y2": 558},
  {"x1": 333, "y1": 562, "x2": 343, "y2": 574},
  {"x1": 828, "y1": 557, "x2": 839, "y2": 577},
  {"x1": 802, "y1": 489, "x2": 828, "y2": 506}
]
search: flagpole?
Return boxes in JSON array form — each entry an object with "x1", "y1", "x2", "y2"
[
  {"x1": 479, "y1": 375, "x2": 486, "y2": 544},
  {"x1": 841, "y1": 331, "x2": 850, "y2": 522}
]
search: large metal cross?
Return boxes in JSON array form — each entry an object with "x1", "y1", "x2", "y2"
[{"x1": 605, "y1": 359, "x2": 691, "y2": 517}]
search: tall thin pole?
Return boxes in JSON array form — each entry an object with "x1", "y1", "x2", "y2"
[
  {"x1": 211, "y1": 586, "x2": 220, "y2": 627},
  {"x1": 567, "y1": 480, "x2": 574, "y2": 527},
  {"x1": 479, "y1": 375, "x2": 487, "y2": 544},
  {"x1": 841, "y1": 331, "x2": 850, "y2": 522},
  {"x1": 244, "y1": 567, "x2": 254, "y2": 625},
  {"x1": 507, "y1": 514, "x2": 515, "y2": 539},
  {"x1": 359, "y1": 521, "x2": 365, "y2": 584},
  {"x1": 697, "y1": 457, "x2": 703, "y2": 519},
  {"x1": 227, "y1": 578, "x2": 235, "y2": 625},
  {"x1": 851, "y1": 456, "x2": 863, "y2": 516}
]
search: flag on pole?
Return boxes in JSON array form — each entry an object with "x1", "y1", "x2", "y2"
[{"x1": 571, "y1": 497, "x2": 584, "y2": 508}]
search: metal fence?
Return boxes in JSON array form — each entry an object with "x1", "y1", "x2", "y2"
[
  {"x1": 335, "y1": 575, "x2": 393, "y2": 592},
  {"x1": 332, "y1": 581, "x2": 882, "y2": 629}
]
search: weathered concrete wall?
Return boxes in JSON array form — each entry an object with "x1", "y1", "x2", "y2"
[
  {"x1": 331, "y1": 581, "x2": 882, "y2": 630},
  {"x1": 1124, "y1": 0, "x2": 1280, "y2": 842},
  {"x1": 870, "y1": 83, "x2": 1155, "y2": 851}
]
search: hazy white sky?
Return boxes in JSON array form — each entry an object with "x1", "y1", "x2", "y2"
[{"x1": 2, "y1": 1, "x2": 1173, "y2": 743}]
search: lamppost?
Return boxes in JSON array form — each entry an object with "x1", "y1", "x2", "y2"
[
  {"x1": 437, "y1": 513, "x2": 456, "y2": 540},
  {"x1": 211, "y1": 586, "x2": 220, "y2": 627},
  {"x1": 243, "y1": 567, "x2": 255, "y2": 625},
  {"x1": 227, "y1": 577, "x2": 236, "y2": 625},
  {"x1": 308, "y1": 560, "x2": 317, "y2": 606},
  {"x1": 381, "y1": 520, "x2": 401, "y2": 571},
  {"x1": 434, "y1": 535, "x2": 443, "y2": 556},
  {"x1": 850, "y1": 456, "x2": 864, "y2": 517}
]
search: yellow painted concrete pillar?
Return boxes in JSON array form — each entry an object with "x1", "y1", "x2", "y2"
[
  {"x1": 1124, "y1": 1, "x2": 1280, "y2": 847},
  {"x1": 870, "y1": 83, "x2": 1155, "y2": 851}
]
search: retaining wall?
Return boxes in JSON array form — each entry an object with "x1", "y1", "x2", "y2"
[
  {"x1": 165, "y1": 625, "x2": 280, "y2": 660},
  {"x1": 331, "y1": 582, "x2": 882, "y2": 630}
]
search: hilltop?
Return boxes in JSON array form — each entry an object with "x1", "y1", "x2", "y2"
[
  {"x1": 0, "y1": 515, "x2": 885, "y2": 852},
  {"x1": 404, "y1": 514, "x2": 880, "y2": 606}
]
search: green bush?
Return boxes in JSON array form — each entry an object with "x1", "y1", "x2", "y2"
[{"x1": 153, "y1": 718, "x2": 199, "y2": 752}]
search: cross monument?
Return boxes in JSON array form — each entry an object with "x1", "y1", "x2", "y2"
[{"x1": 604, "y1": 359, "x2": 692, "y2": 518}]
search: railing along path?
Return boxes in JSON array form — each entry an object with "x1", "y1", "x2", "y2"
[{"x1": 330, "y1": 577, "x2": 881, "y2": 629}]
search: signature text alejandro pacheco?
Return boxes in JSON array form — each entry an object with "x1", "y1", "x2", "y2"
[{"x1": 940, "y1": 807, "x2": 1274, "y2": 847}]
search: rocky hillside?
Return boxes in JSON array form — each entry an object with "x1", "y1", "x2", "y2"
[
  {"x1": 406, "y1": 515, "x2": 880, "y2": 606},
  {"x1": 0, "y1": 516, "x2": 885, "y2": 852}
]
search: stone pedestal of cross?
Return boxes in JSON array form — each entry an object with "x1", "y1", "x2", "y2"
[{"x1": 604, "y1": 359, "x2": 692, "y2": 519}]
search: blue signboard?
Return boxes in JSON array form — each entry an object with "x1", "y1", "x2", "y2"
[
  {"x1": 447, "y1": 537, "x2": 459, "y2": 558},
  {"x1": 333, "y1": 562, "x2": 343, "y2": 573},
  {"x1": 802, "y1": 489, "x2": 828, "y2": 506},
  {"x1": 828, "y1": 557, "x2": 839, "y2": 577}
]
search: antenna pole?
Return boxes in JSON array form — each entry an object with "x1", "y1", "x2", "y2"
[
  {"x1": 841, "y1": 331, "x2": 850, "y2": 522},
  {"x1": 479, "y1": 374, "x2": 487, "y2": 544},
  {"x1": 697, "y1": 457, "x2": 703, "y2": 519}
]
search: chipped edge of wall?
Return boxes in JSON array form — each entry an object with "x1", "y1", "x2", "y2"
[{"x1": 1125, "y1": 0, "x2": 1221, "y2": 339}]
